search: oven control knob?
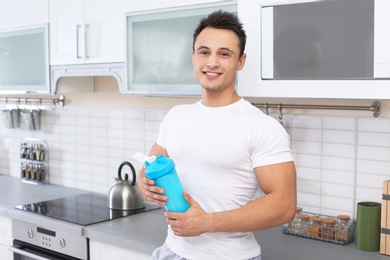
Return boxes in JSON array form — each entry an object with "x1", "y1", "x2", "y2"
[
  {"x1": 27, "y1": 229, "x2": 34, "y2": 238},
  {"x1": 60, "y1": 238, "x2": 66, "y2": 248}
]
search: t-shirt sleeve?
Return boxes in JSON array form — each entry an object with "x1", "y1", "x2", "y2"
[{"x1": 250, "y1": 116, "x2": 294, "y2": 168}]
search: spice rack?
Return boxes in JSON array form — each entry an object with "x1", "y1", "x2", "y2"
[
  {"x1": 20, "y1": 138, "x2": 49, "y2": 184},
  {"x1": 282, "y1": 211, "x2": 356, "y2": 245}
]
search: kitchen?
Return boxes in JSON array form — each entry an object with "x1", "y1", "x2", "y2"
[{"x1": 1, "y1": 0, "x2": 390, "y2": 259}]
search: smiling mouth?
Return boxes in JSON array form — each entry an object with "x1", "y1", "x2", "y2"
[{"x1": 204, "y1": 71, "x2": 221, "y2": 77}]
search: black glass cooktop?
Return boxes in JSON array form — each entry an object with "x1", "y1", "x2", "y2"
[{"x1": 15, "y1": 193, "x2": 160, "y2": 226}]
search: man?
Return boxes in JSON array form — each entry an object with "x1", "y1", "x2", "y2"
[{"x1": 138, "y1": 10, "x2": 297, "y2": 260}]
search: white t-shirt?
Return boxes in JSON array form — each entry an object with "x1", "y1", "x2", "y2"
[{"x1": 156, "y1": 98, "x2": 293, "y2": 260}]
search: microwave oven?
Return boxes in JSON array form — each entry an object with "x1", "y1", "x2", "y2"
[{"x1": 238, "y1": 0, "x2": 390, "y2": 99}]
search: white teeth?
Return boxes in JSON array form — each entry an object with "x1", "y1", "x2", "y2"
[{"x1": 205, "y1": 72, "x2": 219, "y2": 76}]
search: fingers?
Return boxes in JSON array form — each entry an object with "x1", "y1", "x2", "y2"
[{"x1": 139, "y1": 176, "x2": 167, "y2": 206}]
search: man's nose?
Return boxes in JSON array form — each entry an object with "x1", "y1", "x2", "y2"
[{"x1": 207, "y1": 55, "x2": 219, "y2": 68}]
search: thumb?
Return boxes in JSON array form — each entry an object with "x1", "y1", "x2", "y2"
[{"x1": 183, "y1": 190, "x2": 195, "y2": 206}]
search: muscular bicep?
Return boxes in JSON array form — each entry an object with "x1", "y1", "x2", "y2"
[{"x1": 255, "y1": 161, "x2": 297, "y2": 197}]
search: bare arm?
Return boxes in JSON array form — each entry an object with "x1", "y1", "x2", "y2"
[
  {"x1": 137, "y1": 143, "x2": 169, "y2": 206},
  {"x1": 166, "y1": 161, "x2": 297, "y2": 236}
]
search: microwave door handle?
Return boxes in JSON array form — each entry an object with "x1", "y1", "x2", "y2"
[{"x1": 8, "y1": 246, "x2": 51, "y2": 260}]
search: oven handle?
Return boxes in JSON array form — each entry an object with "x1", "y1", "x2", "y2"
[{"x1": 9, "y1": 246, "x2": 51, "y2": 260}]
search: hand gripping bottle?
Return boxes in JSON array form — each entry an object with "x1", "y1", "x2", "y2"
[{"x1": 145, "y1": 155, "x2": 190, "y2": 212}]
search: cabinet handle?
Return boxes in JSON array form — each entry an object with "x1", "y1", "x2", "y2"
[
  {"x1": 85, "y1": 24, "x2": 90, "y2": 59},
  {"x1": 76, "y1": 24, "x2": 82, "y2": 59}
]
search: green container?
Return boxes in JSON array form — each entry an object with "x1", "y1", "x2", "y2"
[{"x1": 355, "y1": 201, "x2": 381, "y2": 251}]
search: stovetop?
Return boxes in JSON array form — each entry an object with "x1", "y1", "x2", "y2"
[{"x1": 14, "y1": 193, "x2": 160, "y2": 226}]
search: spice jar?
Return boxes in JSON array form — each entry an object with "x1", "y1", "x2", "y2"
[
  {"x1": 295, "y1": 214, "x2": 310, "y2": 235},
  {"x1": 335, "y1": 215, "x2": 350, "y2": 242},
  {"x1": 308, "y1": 216, "x2": 323, "y2": 238},
  {"x1": 322, "y1": 217, "x2": 337, "y2": 240},
  {"x1": 287, "y1": 207, "x2": 303, "y2": 232}
]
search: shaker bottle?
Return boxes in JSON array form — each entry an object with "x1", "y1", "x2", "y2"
[{"x1": 145, "y1": 155, "x2": 190, "y2": 212}]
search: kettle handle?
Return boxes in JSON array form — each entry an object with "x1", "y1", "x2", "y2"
[{"x1": 118, "y1": 161, "x2": 137, "y2": 186}]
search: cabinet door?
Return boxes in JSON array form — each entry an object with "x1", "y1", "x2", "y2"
[
  {"x1": 84, "y1": 0, "x2": 126, "y2": 64},
  {"x1": 50, "y1": 0, "x2": 126, "y2": 65},
  {"x1": 49, "y1": 0, "x2": 85, "y2": 65},
  {"x1": 0, "y1": 216, "x2": 12, "y2": 259},
  {"x1": 89, "y1": 240, "x2": 151, "y2": 260},
  {"x1": 0, "y1": 0, "x2": 49, "y2": 30},
  {"x1": 0, "y1": 25, "x2": 50, "y2": 93},
  {"x1": 0, "y1": 215, "x2": 12, "y2": 246}
]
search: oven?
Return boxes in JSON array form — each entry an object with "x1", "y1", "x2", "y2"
[
  {"x1": 10, "y1": 219, "x2": 88, "y2": 260},
  {"x1": 11, "y1": 193, "x2": 160, "y2": 260}
]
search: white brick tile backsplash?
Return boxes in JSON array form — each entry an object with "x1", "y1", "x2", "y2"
[
  {"x1": 322, "y1": 156, "x2": 355, "y2": 172},
  {"x1": 358, "y1": 146, "x2": 390, "y2": 161},
  {"x1": 90, "y1": 108, "x2": 107, "y2": 118},
  {"x1": 357, "y1": 159, "x2": 390, "y2": 175},
  {"x1": 323, "y1": 129, "x2": 355, "y2": 144},
  {"x1": 292, "y1": 115, "x2": 322, "y2": 128},
  {"x1": 293, "y1": 154, "x2": 321, "y2": 168},
  {"x1": 292, "y1": 141, "x2": 321, "y2": 155},
  {"x1": 358, "y1": 132, "x2": 390, "y2": 147},
  {"x1": 291, "y1": 128, "x2": 321, "y2": 142},
  {"x1": 106, "y1": 108, "x2": 125, "y2": 119},
  {"x1": 91, "y1": 118, "x2": 107, "y2": 128},
  {"x1": 3, "y1": 107, "x2": 390, "y2": 218},
  {"x1": 356, "y1": 172, "x2": 389, "y2": 188},
  {"x1": 358, "y1": 117, "x2": 390, "y2": 132},
  {"x1": 297, "y1": 192, "x2": 321, "y2": 208},
  {"x1": 322, "y1": 143, "x2": 355, "y2": 158},
  {"x1": 295, "y1": 167, "x2": 321, "y2": 181},
  {"x1": 321, "y1": 169, "x2": 354, "y2": 185},
  {"x1": 321, "y1": 196, "x2": 353, "y2": 212},
  {"x1": 322, "y1": 117, "x2": 356, "y2": 130},
  {"x1": 297, "y1": 179, "x2": 321, "y2": 194},
  {"x1": 356, "y1": 187, "x2": 382, "y2": 202},
  {"x1": 321, "y1": 182, "x2": 354, "y2": 198}
]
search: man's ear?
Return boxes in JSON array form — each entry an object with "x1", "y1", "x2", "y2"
[{"x1": 237, "y1": 53, "x2": 247, "y2": 71}]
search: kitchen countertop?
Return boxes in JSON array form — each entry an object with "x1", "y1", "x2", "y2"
[{"x1": 1, "y1": 174, "x2": 388, "y2": 260}]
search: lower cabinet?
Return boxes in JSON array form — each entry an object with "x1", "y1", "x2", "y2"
[
  {"x1": 0, "y1": 216, "x2": 13, "y2": 259},
  {"x1": 89, "y1": 240, "x2": 151, "y2": 260}
]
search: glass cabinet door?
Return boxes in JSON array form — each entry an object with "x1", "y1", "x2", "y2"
[
  {"x1": 125, "y1": 4, "x2": 236, "y2": 96},
  {"x1": 0, "y1": 25, "x2": 49, "y2": 93}
]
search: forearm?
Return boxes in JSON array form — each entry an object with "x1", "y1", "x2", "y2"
[{"x1": 206, "y1": 192, "x2": 296, "y2": 233}]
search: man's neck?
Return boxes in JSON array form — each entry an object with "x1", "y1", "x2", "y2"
[{"x1": 201, "y1": 91, "x2": 241, "y2": 107}]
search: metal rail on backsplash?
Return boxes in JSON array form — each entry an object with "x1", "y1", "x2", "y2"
[
  {"x1": 0, "y1": 95, "x2": 65, "y2": 109},
  {"x1": 252, "y1": 100, "x2": 381, "y2": 118}
]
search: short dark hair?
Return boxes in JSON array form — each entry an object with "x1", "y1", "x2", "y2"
[{"x1": 193, "y1": 10, "x2": 246, "y2": 57}]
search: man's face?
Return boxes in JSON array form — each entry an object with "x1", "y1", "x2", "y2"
[{"x1": 192, "y1": 27, "x2": 246, "y2": 93}]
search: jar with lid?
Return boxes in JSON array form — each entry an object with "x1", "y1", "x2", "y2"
[
  {"x1": 335, "y1": 215, "x2": 350, "y2": 242},
  {"x1": 308, "y1": 216, "x2": 323, "y2": 238},
  {"x1": 287, "y1": 207, "x2": 303, "y2": 232},
  {"x1": 20, "y1": 162, "x2": 27, "y2": 179},
  {"x1": 322, "y1": 217, "x2": 337, "y2": 240},
  {"x1": 295, "y1": 214, "x2": 310, "y2": 235}
]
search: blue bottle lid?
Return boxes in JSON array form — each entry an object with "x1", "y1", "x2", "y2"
[{"x1": 145, "y1": 154, "x2": 175, "y2": 179}]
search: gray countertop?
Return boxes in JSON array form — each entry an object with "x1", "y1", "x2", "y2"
[{"x1": 1, "y1": 175, "x2": 387, "y2": 260}]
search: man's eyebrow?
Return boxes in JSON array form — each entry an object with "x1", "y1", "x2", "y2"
[
  {"x1": 196, "y1": 45, "x2": 210, "y2": 51},
  {"x1": 195, "y1": 46, "x2": 236, "y2": 54}
]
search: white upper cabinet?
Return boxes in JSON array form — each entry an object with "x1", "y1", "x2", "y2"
[
  {"x1": 123, "y1": 2, "x2": 237, "y2": 96},
  {"x1": 0, "y1": 0, "x2": 49, "y2": 30},
  {"x1": 238, "y1": 0, "x2": 390, "y2": 99},
  {"x1": 49, "y1": 0, "x2": 126, "y2": 65},
  {"x1": 0, "y1": 0, "x2": 50, "y2": 93}
]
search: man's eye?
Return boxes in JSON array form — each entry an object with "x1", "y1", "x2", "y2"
[
  {"x1": 220, "y1": 52, "x2": 230, "y2": 57},
  {"x1": 199, "y1": 51, "x2": 209, "y2": 55}
]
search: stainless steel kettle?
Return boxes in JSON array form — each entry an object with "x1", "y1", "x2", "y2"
[{"x1": 108, "y1": 161, "x2": 145, "y2": 210}]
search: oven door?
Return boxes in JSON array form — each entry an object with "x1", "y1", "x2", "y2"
[{"x1": 10, "y1": 240, "x2": 83, "y2": 260}]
